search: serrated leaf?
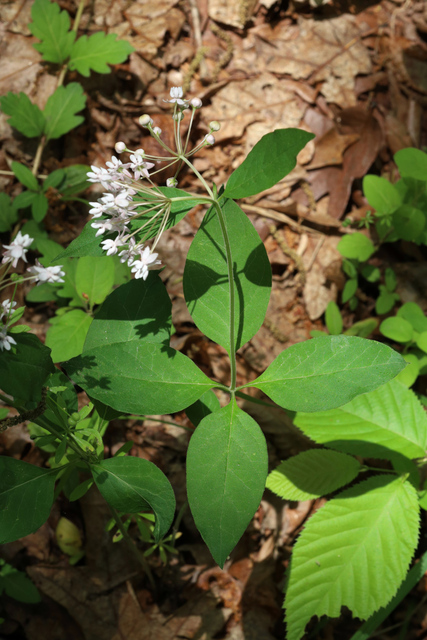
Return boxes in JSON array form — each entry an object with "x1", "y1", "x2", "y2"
[
  {"x1": 183, "y1": 199, "x2": 271, "y2": 354},
  {"x1": 69, "y1": 31, "x2": 134, "y2": 77},
  {"x1": 248, "y1": 336, "x2": 405, "y2": 412},
  {"x1": 187, "y1": 400, "x2": 268, "y2": 567},
  {"x1": 11, "y1": 162, "x2": 39, "y2": 191},
  {"x1": 267, "y1": 450, "x2": 361, "y2": 501},
  {"x1": 0, "y1": 457, "x2": 57, "y2": 544},
  {"x1": 0, "y1": 92, "x2": 46, "y2": 138},
  {"x1": 64, "y1": 342, "x2": 214, "y2": 415},
  {"x1": 294, "y1": 379, "x2": 427, "y2": 460},
  {"x1": 43, "y1": 83, "x2": 86, "y2": 140},
  {"x1": 285, "y1": 475, "x2": 420, "y2": 640},
  {"x1": 29, "y1": 0, "x2": 75, "y2": 63},
  {"x1": 223, "y1": 129, "x2": 314, "y2": 200},
  {"x1": 91, "y1": 456, "x2": 175, "y2": 541}
]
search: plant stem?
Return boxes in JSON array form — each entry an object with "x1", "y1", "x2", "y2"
[
  {"x1": 109, "y1": 506, "x2": 156, "y2": 590},
  {"x1": 32, "y1": 135, "x2": 46, "y2": 176}
]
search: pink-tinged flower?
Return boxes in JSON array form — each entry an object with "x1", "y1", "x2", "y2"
[
  {"x1": 2, "y1": 232, "x2": 33, "y2": 268},
  {"x1": 27, "y1": 261, "x2": 65, "y2": 284},
  {"x1": 130, "y1": 246, "x2": 162, "y2": 280},
  {"x1": 165, "y1": 86, "x2": 187, "y2": 107},
  {"x1": 0, "y1": 299, "x2": 17, "y2": 320},
  {"x1": 0, "y1": 327, "x2": 16, "y2": 351},
  {"x1": 101, "y1": 236, "x2": 126, "y2": 256},
  {"x1": 129, "y1": 154, "x2": 154, "y2": 180}
]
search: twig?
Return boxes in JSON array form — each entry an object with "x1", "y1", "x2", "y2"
[
  {"x1": 0, "y1": 387, "x2": 48, "y2": 432},
  {"x1": 187, "y1": 0, "x2": 209, "y2": 81}
]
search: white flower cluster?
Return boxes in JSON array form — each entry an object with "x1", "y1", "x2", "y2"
[
  {"x1": 86, "y1": 87, "x2": 220, "y2": 280},
  {"x1": 0, "y1": 299, "x2": 17, "y2": 351}
]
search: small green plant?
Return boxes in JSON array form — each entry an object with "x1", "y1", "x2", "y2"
[
  {"x1": 0, "y1": 559, "x2": 41, "y2": 615},
  {"x1": 267, "y1": 378, "x2": 427, "y2": 640},
  {"x1": 311, "y1": 300, "x2": 378, "y2": 339}
]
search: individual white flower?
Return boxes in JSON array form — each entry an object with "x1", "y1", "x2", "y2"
[
  {"x1": 88, "y1": 199, "x2": 113, "y2": 218},
  {"x1": 166, "y1": 86, "x2": 187, "y2": 107},
  {"x1": 118, "y1": 238, "x2": 137, "y2": 265},
  {"x1": 0, "y1": 299, "x2": 17, "y2": 320},
  {"x1": 0, "y1": 327, "x2": 16, "y2": 352},
  {"x1": 27, "y1": 260, "x2": 65, "y2": 284},
  {"x1": 91, "y1": 220, "x2": 115, "y2": 237},
  {"x1": 130, "y1": 246, "x2": 162, "y2": 280},
  {"x1": 2, "y1": 232, "x2": 33, "y2": 268},
  {"x1": 101, "y1": 236, "x2": 126, "y2": 256},
  {"x1": 129, "y1": 154, "x2": 155, "y2": 180},
  {"x1": 87, "y1": 165, "x2": 114, "y2": 190}
]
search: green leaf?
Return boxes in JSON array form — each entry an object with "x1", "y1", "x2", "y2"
[
  {"x1": 46, "y1": 310, "x2": 93, "y2": 363},
  {"x1": 64, "y1": 342, "x2": 214, "y2": 415},
  {"x1": 0, "y1": 92, "x2": 46, "y2": 138},
  {"x1": 33, "y1": 370, "x2": 78, "y2": 434},
  {"x1": 375, "y1": 290, "x2": 399, "y2": 315},
  {"x1": 0, "y1": 193, "x2": 19, "y2": 232},
  {"x1": 11, "y1": 162, "x2": 39, "y2": 191},
  {"x1": 56, "y1": 187, "x2": 201, "y2": 259},
  {"x1": 342, "y1": 278, "x2": 357, "y2": 304},
  {"x1": 380, "y1": 316, "x2": 413, "y2": 343},
  {"x1": 267, "y1": 450, "x2": 361, "y2": 501},
  {"x1": 325, "y1": 301, "x2": 342, "y2": 335},
  {"x1": 360, "y1": 264, "x2": 380, "y2": 283},
  {"x1": 58, "y1": 164, "x2": 91, "y2": 197},
  {"x1": 294, "y1": 379, "x2": 427, "y2": 461},
  {"x1": 337, "y1": 233, "x2": 375, "y2": 262},
  {"x1": 187, "y1": 400, "x2": 268, "y2": 567},
  {"x1": 342, "y1": 259, "x2": 358, "y2": 278},
  {"x1": 0, "y1": 566, "x2": 41, "y2": 603},
  {"x1": 14, "y1": 191, "x2": 38, "y2": 211},
  {"x1": 0, "y1": 333, "x2": 55, "y2": 403},
  {"x1": 248, "y1": 336, "x2": 405, "y2": 412},
  {"x1": 43, "y1": 83, "x2": 86, "y2": 141},
  {"x1": 31, "y1": 192, "x2": 49, "y2": 222},
  {"x1": 84, "y1": 274, "x2": 171, "y2": 351},
  {"x1": 91, "y1": 456, "x2": 175, "y2": 541},
  {"x1": 285, "y1": 475, "x2": 420, "y2": 640},
  {"x1": 29, "y1": 0, "x2": 75, "y2": 64},
  {"x1": 75, "y1": 256, "x2": 115, "y2": 306},
  {"x1": 184, "y1": 199, "x2": 271, "y2": 354},
  {"x1": 385, "y1": 268, "x2": 397, "y2": 292},
  {"x1": 397, "y1": 302, "x2": 427, "y2": 333},
  {"x1": 416, "y1": 332, "x2": 427, "y2": 354},
  {"x1": 395, "y1": 147, "x2": 427, "y2": 181},
  {"x1": 185, "y1": 389, "x2": 221, "y2": 427},
  {"x1": 69, "y1": 31, "x2": 134, "y2": 77},
  {"x1": 395, "y1": 353, "x2": 419, "y2": 388},
  {"x1": 0, "y1": 457, "x2": 57, "y2": 544},
  {"x1": 392, "y1": 205, "x2": 425, "y2": 243},
  {"x1": 223, "y1": 129, "x2": 315, "y2": 200},
  {"x1": 344, "y1": 318, "x2": 378, "y2": 338},
  {"x1": 363, "y1": 175, "x2": 402, "y2": 214}
]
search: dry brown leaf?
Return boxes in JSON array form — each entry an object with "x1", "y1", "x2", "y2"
[{"x1": 307, "y1": 128, "x2": 360, "y2": 169}]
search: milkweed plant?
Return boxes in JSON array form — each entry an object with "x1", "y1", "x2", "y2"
[{"x1": 2, "y1": 86, "x2": 425, "y2": 640}]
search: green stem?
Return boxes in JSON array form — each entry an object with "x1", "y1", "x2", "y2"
[{"x1": 109, "y1": 506, "x2": 156, "y2": 590}]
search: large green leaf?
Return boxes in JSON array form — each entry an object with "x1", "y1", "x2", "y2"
[
  {"x1": 285, "y1": 475, "x2": 420, "y2": 640},
  {"x1": 45, "y1": 310, "x2": 93, "y2": 363},
  {"x1": 0, "y1": 457, "x2": 57, "y2": 544},
  {"x1": 29, "y1": 0, "x2": 75, "y2": 64},
  {"x1": 247, "y1": 336, "x2": 405, "y2": 412},
  {"x1": 75, "y1": 256, "x2": 115, "y2": 306},
  {"x1": 185, "y1": 389, "x2": 221, "y2": 427},
  {"x1": 294, "y1": 379, "x2": 427, "y2": 461},
  {"x1": 267, "y1": 450, "x2": 361, "y2": 501},
  {"x1": 69, "y1": 31, "x2": 134, "y2": 77},
  {"x1": 187, "y1": 400, "x2": 268, "y2": 567},
  {"x1": 91, "y1": 456, "x2": 175, "y2": 541},
  {"x1": 0, "y1": 333, "x2": 55, "y2": 403},
  {"x1": 183, "y1": 199, "x2": 271, "y2": 354},
  {"x1": 0, "y1": 92, "x2": 46, "y2": 138},
  {"x1": 56, "y1": 187, "x2": 204, "y2": 259},
  {"x1": 64, "y1": 342, "x2": 214, "y2": 415},
  {"x1": 223, "y1": 129, "x2": 314, "y2": 200},
  {"x1": 84, "y1": 274, "x2": 171, "y2": 350},
  {"x1": 43, "y1": 83, "x2": 86, "y2": 140}
]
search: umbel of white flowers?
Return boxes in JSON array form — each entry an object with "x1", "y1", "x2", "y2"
[{"x1": 86, "y1": 86, "x2": 220, "y2": 280}]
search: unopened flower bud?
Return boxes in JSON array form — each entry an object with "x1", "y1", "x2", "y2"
[
  {"x1": 166, "y1": 177, "x2": 178, "y2": 187},
  {"x1": 139, "y1": 114, "x2": 153, "y2": 127},
  {"x1": 191, "y1": 97, "x2": 202, "y2": 109},
  {"x1": 115, "y1": 141, "x2": 126, "y2": 153},
  {"x1": 152, "y1": 126, "x2": 162, "y2": 136},
  {"x1": 205, "y1": 134, "x2": 215, "y2": 145},
  {"x1": 173, "y1": 112, "x2": 184, "y2": 122},
  {"x1": 209, "y1": 121, "x2": 221, "y2": 132},
  {"x1": 135, "y1": 148, "x2": 145, "y2": 156}
]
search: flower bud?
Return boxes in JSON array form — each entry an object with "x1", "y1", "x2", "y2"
[
  {"x1": 209, "y1": 121, "x2": 221, "y2": 132},
  {"x1": 173, "y1": 112, "x2": 184, "y2": 122},
  {"x1": 204, "y1": 134, "x2": 215, "y2": 145},
  {"x1": 115, "y1": 141, "x2": 126, "y2": 154},
  {"x1": 135, "y1": 148, "x2": 145, "y2": 156},
  {"x1": 191, "y1": 97, "x2": 202, "y2": 109},
  {"x1": 139, "y1": 114, "x2": 153, "y2": 127},
  {"x1": 166, "y1": 177, "x2": 178, "y2": 187},
  {"x1": 152, "y1": 126, "x2": 162, "y2": 136}
]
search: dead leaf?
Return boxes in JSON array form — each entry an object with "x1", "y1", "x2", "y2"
[{"x1": 307, "y1": 128, "x2": 360, "y2": 169}]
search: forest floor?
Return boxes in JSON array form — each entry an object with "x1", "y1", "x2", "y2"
[{"x1": 1, "y1": 0, "x2": 427, "y2": 638}]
